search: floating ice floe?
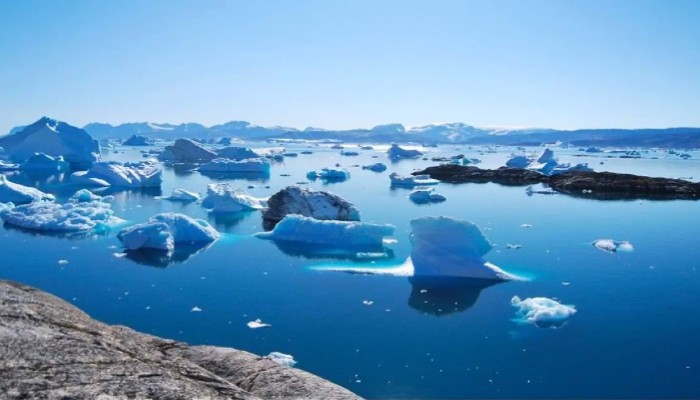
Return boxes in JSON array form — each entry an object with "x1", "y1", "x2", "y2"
[
  {"x1": 19, "y1": 153, "x2": 69, "y2": 172},
  {"x1": 256, "y1": 214, "x2": 395, "y2": 248},
  {"x1": 0, "y1": 190, "x2": 120, "y2": 232},
  {"x1": 306, "y1": 168, "x2": 350, "y2": 182},
  {"x1": 389, "y1": 173, "x2": 439, "y2": 187},
  {"x1": 408, "y1": 216, "x2": 516, "y2": 280},
  {"x1": 592, "y1": 239, "x2": 634, "y2": 253},
  {"x1": 409, "y1": 188, "x2": 446, "y2": 204},
  {"x1": 72, "y1": 161, "x2": 162, "y2": 187},
  {"x1": 505, "y1": 148, "x2": 593, "y2": 176},
  {"x1": 266, "y1": 352, "x2": 297, "y2": 367},
  {"x1": 201, "y1": 183, "x2": 267, "y2": 212},
  {"x1": 191, "y1": 306, "x2": 202, "y2": 312},
  {"x1": 117, "y1": 213, "x2": 219, "y2": 253},
  {"x1": 247, "y1": 319, "x2": 271, "y2": 329},
  {"x1": 0, "y1": 174, "x2": 55, "y2": 203},
  {"x1": 0, "y1": 160, "x2": 19, "y2": 171},
  {"x1": 122, "y1": 134, "x2": 150, "y2": 146},
  {"x1": 159, "y1": 138, "x2": 217, "y2": 163},
  {"x1": 511, "y1": 296, "x2": 576, "y2": 328},
  {"x1": 505, "y1": 243, "x2": 522, "y2": 249},
  {"x1": 525, "y1": 184, "x2": 557, "y2": 196},
  {"x1": 362, "y1": 163, "x2": 387, "y2": 172},
  {"x1": 0, "y1": 117, "x2": 100, "y2": 164},
  {"x1": 262, "y1": 186, "x2": 360, "y2": 228},
  {"x1": 340, "y1": 150, "x2": 359, "y2": 156},
  {"x1": 216, "y1": 146, "x2": 260, "y2": 160},
  {"x1": 387, "y1": 144, "x2": 423, "y2": 161},
  {"x1": 197, "y1": 158, "x2": 270, "y2": 173},
  {"x1": 157, "y1": 188, "x2": 201, "y2": 202}
]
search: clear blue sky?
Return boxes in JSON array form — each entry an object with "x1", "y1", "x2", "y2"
[{"x1": 1, "y1": 0, "x2": 699, "y2": 134}]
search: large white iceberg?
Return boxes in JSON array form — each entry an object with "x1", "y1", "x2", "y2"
[
  {"x1": 408, "y1": 216, "x2": 515, "y2": 280},
  {"x1": 511, "y1": 296, "x2": 576, "y2": 328},
  {"x1": 306, "y1": 168, "x2": 350, "y2": 181},
  {"x1": 0, "y1": 175, "x2": 55, "y2": 203},
  {"x1": 216, "y1": 146, "x2": 260, "y2": 160},
  {"x1": 256, "y1": 214, "x2": 394, "y2": 247},
  {"x1": 409, "y1": 188, "x2": 446, "y2": 204},
  {"x1": 389, "y1": 173, "x2": 439, "y2": 187},
  {"x1": 0, "y1": 117, "x2": 100, "y2": 164},
  {"x1": 0, "y1": 190, "x2": 119, "y2": 232},
  {"x1": 117, "y1": 213, "x2": 220, "y2": 253},
  {"x1": 197, "y1": 158, "x2": 270, "y2": 173},
  {"x1": 201, "y1": 183, "x2": 267, "y2": 212},
  {"x1": 262, "y1": 186, "x2": 361, "y2": 228},
  {"x1": 387, "y1": 144, "x2": 423, "y2": 160},
  {"x1": 72, "y1": 161, "x2": 162, "y2": 187},
  {"x1": 159, "y1": 139, "x2": 217, "y2": 163},
  {"x1": 19, "y1": 153, "x2": 70, "y2": 172}
]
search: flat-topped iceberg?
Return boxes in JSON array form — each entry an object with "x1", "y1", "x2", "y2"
[
  {"x1": 216, "y1": 146, "x2": 260, "y2": 160},
  {"x1": 0, "y1": 190, "x2": 119, "y2": 233},
  {"x1": 117, "y1": 213, "x2": 219, "y2": 253},
  {"x1": 362, "y1": 163, "x2": 387, "y2": 172},
  {"x1": 408, "y1": 216, "x2": 516, "y2": 280},
  {"x1": 306, "y1": 168, "x2": 350, "y2": 182},
  {"x1": 256, "y1": 214, "x2": 394, "y2": 247},
  {"x1": 262, "y1": 186, "x2": 360, "y2": 229},
  {"x1": 201, "y1": 183, "x2": 267, "y2": 212},
  {"x1": 505, "y1": 148, "x2": 593, "y2": 176},
  {"x1": 387, "y1": 144, "x2": 423, "y2": 161},
  {"x1": 157, "y1": 188, "x2": 201, "y2": 202},
  {"x1": 72, "y1": 161, "x2": 162, "y2": 187},
  {"x1": 389, "y1": 172, "x2": 439, "y2": 187},
  {"x1": 511, "y1": 296, "x2": 576, "y2": 328},
  {"x1": 197, "y1": 158, "x2": 270, "y2": 173},
  {"x1": 0, "y1": 175, "x2": 55, "y2": 203},
  {"x1": 122, "y1": 134, "x2": 151, "y2": 146},
  {"x1": 409, "y1": 188, "x2": 446, "y2": 204},
  {"x1": 19, "y1": 153, "x2": 69, "y2": 172},
  {"x1": 0, "y1": 117, "x2": 100, "y2": 164},
  {"x1": 592, "y1": 239, "x2": 634, "y2": 253},
  {"x1": 159, "y1": 139, "x2": 217, "y2": 163}
]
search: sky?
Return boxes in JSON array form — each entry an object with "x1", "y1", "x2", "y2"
[{"x1": 1, "y1": 0, "x2": 699, "y2": 134}]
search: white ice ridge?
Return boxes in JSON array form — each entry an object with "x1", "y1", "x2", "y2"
[
  {"x1": 157, "y1": 188, "x2": 201, "y2": 202},
  {"x1": 72, "y1": 161, "x2": 162, "y2": 187},
  {"x1": 19, "y1": 153, "x2": 69, "y2": 171},
  {"x1": 592, "y1": 239, "x2": 634, "y2": 253},
  {"x1": 256, "y1": 214, "x2": 395, "y2": 247},
  {"x1": 511, "y1": 296, "x2": 577, "y2": 328},
  {"x1": 0, "y1": 189, "x2": 120, "y2": 232},
  {"x1": 389, "y1": 173, "x2": 439, "y2": 187},
  {"x1": 201, "y1": 183, "x2": 267, "y2": 212},
  {"x1": 409, "y1": 216, "x2": 516, "y2": 280},
  {"x1": 117, "y1": 213, "x2": 220, "y2": 253},
  {"x1": 505, "y1": 148, "x2": 593, "y2": 176},
  {"x1": 197, "y1": 158, "x2": 270, "y2": 173},
  {"x1": 266, "y1": 352, "x2": 297, "y2": 368},
  {"x1": 409, "y1": 188, "x2": 446, "y2": 204},
  {"x1": 0, "y1": 174, "x2": 55, "y2": 204},
  {"x1": 387, "y1": 144, "x2": 423, "y2": 160},
  {"x1": 306, "y1": 168, "x2": 350, "y2": 181}
]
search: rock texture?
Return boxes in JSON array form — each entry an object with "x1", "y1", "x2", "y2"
[
  {"x1": 262, "y1": 186, "x2": 360, "y2": 230},
  {"x1": 0, "y1": 280, "x2": 362, "y2": 400},
  {"x1": 414, "y1": 165, "x2": 700, "y2": 200}
]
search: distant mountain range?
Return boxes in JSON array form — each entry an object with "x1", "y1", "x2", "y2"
[{"x1": 8, "y1": 119, "x2": 700, "y2": 148}]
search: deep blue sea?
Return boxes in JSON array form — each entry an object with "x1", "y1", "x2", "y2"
[{"x1": 2, "y1": 143, "x2": 700, "y2": 399}]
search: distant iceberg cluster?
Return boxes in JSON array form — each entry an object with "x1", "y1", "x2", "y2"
[
  {"x1": 506, "y1": 148, "x2": 593, "y2": 176},
  {"x1": 511, "y1": 296, "x2": 577, "y2": 328}
]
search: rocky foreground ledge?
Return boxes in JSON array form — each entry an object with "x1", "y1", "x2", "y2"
[
  {"x1": 413, "y1": 165, "x2": 700, "y2": 200},
  {"x1": 0, "y1": 280, "x2": 362, "y2": 400}
]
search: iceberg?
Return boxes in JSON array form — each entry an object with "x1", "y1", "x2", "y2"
[
  {"x1": 408, "y1": 216, "x2": 516, "y2": 280},
  {"x1": 257, "y1": 214, "x2": 394, "y2": 248},
  {"x1": 340, "y1": 150, "x2": 359, "y2": 156},
  {"x1": 505, "y1": 155, "x2": 531, "y2": 169},
  {"x1": 216, "y1": 146, "x2": 260, "y2": 160},
  {"x1": 197, "y1": 158, "x2": 271, "y2": 173},
  {"x1": 506, "y1": 148, "x2": 593, "y2": 176},
  {"x1": 306, "y1": 168, "x2": 350, "y2": 182},
  {"x1": 592, "y1": 239, "x2": 634, "y2": 253},
  {"x1": 0, "y1": 190, "x2": 119, "y2": 233},
  {"x1": 122, "y1": 134, "x2": 151, "y2": 146},
  {"x1": 266, "y1": 352, "x2": 297, "y2": 368},
  {"x1": 409, "y1": 188, "x2": 447, "y2": 204},
  {"x1": 262, "y1": 186, "x2": 360, "y2": 229},
  {"x1": 201, "y1": 183, "x2": 267, "y2": 212},
  {"x1": 19, "y1": 153, "x2": 70, "y2": 172},
  {"x1": 389, "y1": 172, "x2": 439, "y2": 187},
  {"x1": 247, "y1": 319, "x2": 271, "y2": 329},
  {"x1": 71, "y1": 161, "x2": 162, "y2": 188},
  {"x1": 0, "y1": 175, "x2": 55, "y2": 203},
  {"x1": 511, "y1": 296, "x2": 576, "y2": 328},
  {"x1": 362, "y1": 163, "x2": 387, "y2": 172},
  {"x1": 117, "y1": 213, "x2": 220, "y2": 253},
  {"x1": 0, "y1": 161, "x2": 19, "y2": 171},
  {"x1": 0, "y1": 117, "x2": 100, "y2": 165},
  {"x1": 387, "y1": 144, "x2": 423, "y2": 160},
  {"x1": 159, "y1": 138, "x2": 217, "y2": 163},
  {"x1": 157, "y1": 188, "x2": 201, "y2": 202}
]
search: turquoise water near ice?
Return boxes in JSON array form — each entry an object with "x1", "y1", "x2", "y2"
[{"x1": 1, "y1": 144, "x2": 700, "y2": 398}]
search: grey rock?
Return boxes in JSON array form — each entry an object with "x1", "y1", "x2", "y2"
[
  {"x1": 261, "y1": 186, "x2": 361, "y2": 230},
  {"x1": 0, "y1": 280, "x2": 362, "y2": 400}
]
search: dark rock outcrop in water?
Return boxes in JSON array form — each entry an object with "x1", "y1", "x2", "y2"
[
  {"x1": 414, "y1": 164, "x2": 700, "y2": 200},
  {"x1": 262, "y1": 186, "x2": 361, "y2": 230},
  {"x1": 0, "y1": 280, "x2": 362, "y2": 400}
]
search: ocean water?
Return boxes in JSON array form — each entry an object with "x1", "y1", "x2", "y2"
[{"x1": 1, "y1": 143, "x2": 700, "y2": 399}]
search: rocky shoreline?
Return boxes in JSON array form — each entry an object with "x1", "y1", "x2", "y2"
[
  {"x1": 0, "y1": 280, "x2": 362, "y2": 400},
  {"x1": 413, "y1": 165, "x2": 700, "y2": 200}
]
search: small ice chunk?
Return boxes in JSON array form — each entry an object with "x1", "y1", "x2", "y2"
[
  {"x1": 362, "y1": 163, "x2": 387, "y2": 172},
  {"x1": 247, "y1": 319, "x2": 271, "y2": 329},
  {"x1": 362, "y1": 300, "x2": 374, "y2": 306},
  {"x1": 592, "y1": 239, "x2": 634, "y2": 253},
  {"x1": 158, "y1": 188, "x2": 201, "y2": 202},
  {"x1": 306, "y1": 168, "x2": 350, "y2": 181},
  {"x1": 511, "y1": 296, "x2": 576, "y2": 328},
  {"x1": 389, "y1": 173, "x2": 439, "y2": 187},
  {"x1": 409, "y1": 188, "x2": 447, "y2": 204},
  {"x1": 505, "y1": 243, "x2": 522, "y2": 249},
  {"x1": 266, "y1": 352, "x2": 296, "y2": 367},
  {"x1": 191, "y1": 306, "x2": 202, "y2": 312},
  {"x1": 521, "y1": 224, "x2": 533, "y2": 228},
  {"x1": 57, "y1": 259, "x2": 69, "y2": 265}
]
